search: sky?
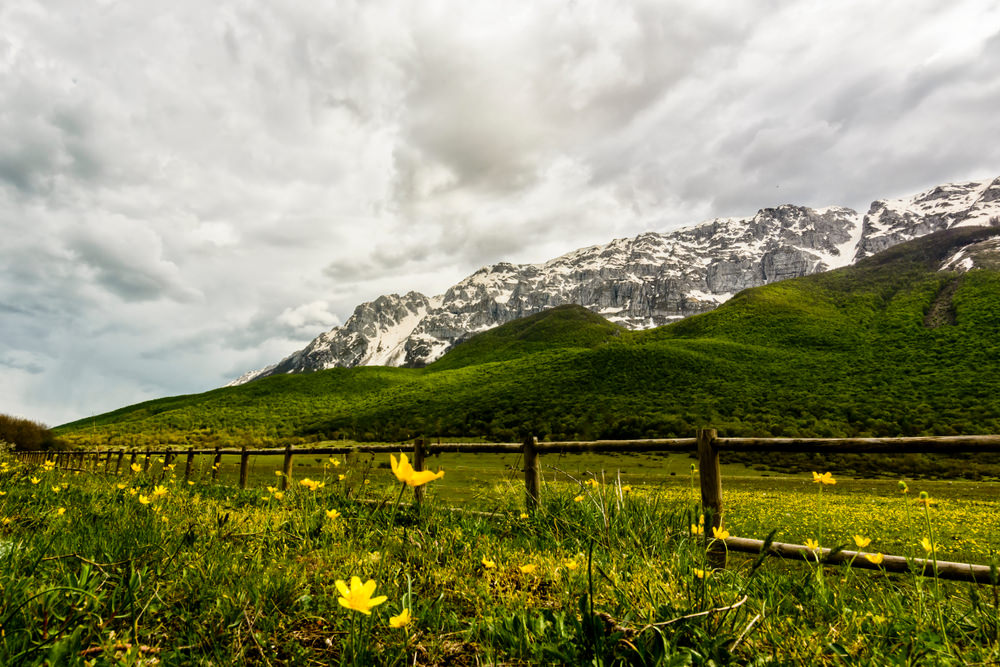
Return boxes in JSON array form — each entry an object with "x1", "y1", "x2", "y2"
[{"x1": 2, "y1": 0, "x2": 999, "y2": 427}]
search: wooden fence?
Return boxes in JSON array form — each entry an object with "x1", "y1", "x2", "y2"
[{"x1": 13, "y1": 430, "x2": 1000, "y2": 583}]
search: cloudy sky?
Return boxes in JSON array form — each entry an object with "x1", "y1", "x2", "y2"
[{"x1": 2, "y1": 1, "x2": 999, "y2": 426}]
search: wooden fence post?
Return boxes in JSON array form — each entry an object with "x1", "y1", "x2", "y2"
[
  {"x1": 115, "y1": 450, "x2": 124, "y2": 476},
  {"x1": 143, "y1": 448, "x2": 151, "y2": 472},
  {"x1": 523, "y1": 436, "x2": 541, "y2": 513},
  {"x1": 281, "y1": 444, "x2": 293, "y2": 490},
  {"x1": 129, "y1": 450, "x2": 138, "y2": 475},
  {"x1": 184, "y1": 448, "x2": 195, "y2": 482},
  {"x1": 413, "y1": 438, "x2": 426, "y2": 505},
  {"x1": 212, "y1": 447, "x2": 222, "y2": 481},
  {"x1": 239, "y1": 446, "x2": 250, "y2": 488},
  {"x1": 697, "y1": 428, "x2": 725, "y2": 567}
]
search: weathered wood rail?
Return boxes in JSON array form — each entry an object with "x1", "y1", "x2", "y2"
[{"x1": 14, "y1": 430, "x2": 1000, "y2": 583}]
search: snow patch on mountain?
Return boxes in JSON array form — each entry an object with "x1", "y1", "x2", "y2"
[{"x1": 229, "y1": 177, "x2": 1000, "y2": 386}]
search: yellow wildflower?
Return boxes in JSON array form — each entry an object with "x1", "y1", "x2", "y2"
[
  {"x1": 805, "y1": 538, "x2": 820, "y2": 551},
  {"x1": 274, "y1": 470, "x2": 283, "y2": 477},
  {"x1": 621, "y1": 485, "x2": 632, "y2": 493},
  {"x1": 853, "y1": 535, "x2": 872, "y2": 549},
  {"x1": 865, "y1": 552, "x2": 885, "y2": 565},
  {"x1": 115, "y1": 483, "x2": 127, "y2": 490},
  {"x1": 519, "y1": 564, "x2": 536, "y2": 574},
  {"x1": 519, "y1": 513, "x2": 529, "y2": 519},
  {"x1": 299, "y1": 478, "x2": 325, "y2": 491},
  {"x1": 138, "y1": 495, "x2": 151, "y2": 505},
  {"x1": 585, "y1": 479, "x2": 599, "y2": 487},
  {"x1": 481, "y1": 557, "x2": 496, "y2": 569},
  {"x1": 694, "y1": 568, "x2": 710, "y2": 579},
  {"x1": 30, "y1": 477, "x2": 40, "y2": 485},
  {"x1": 564, "y1": 559, "x2": 579, "y2": 571},
  {"x1": 130, "y1": 463, "x2": 142, "y2": 473},
  {"x1": 917, "y1": 491, "x2": 934, "y2": 506},
  {"x1": 712, "y1": 526, "x2": 730, "y2": 540},
  {"x1": 128, "y1": 488, "x2": 138, "y2": 496},
  {"x1": 266, "y1": 486, "x2": 278, "y2": 494},
  {"x1": 273, "y1": 491, "x2": 284, "y2": 500},
  {"x1": 690, "y1": 524, "x2": 704, "y2": 536},
  {"x1": 325, "y1": 509, "x2": 341, "y2": 520},
  {"x1": 56, "y1": 507, "x2": 66, "y2": 516},
  {"x1": 389, "y1": 453, "x2": 445, "y2": 487},
  {"x1": 389, "y1": 608, "x2": 412, "y2": 629},
  {"x1": 328, "y1": 458, "x2": 340, "y2": 467},
  {"x1": 574, "y1": 495, "x2": 584, "y2": 503},
  {"x1": 920, "y1": 537, "x2": 938, "y2": 553},
  {"x1": 338, "y1": 474, "x2": 346, "y2": 481},
  {"x1": 151, "y1": 485, "x2": 168, "y2": 499},
  {"x1": 335, "y1": 577, "x2": 387, "y2": 615},
  {"x1": 51, "y1": 486, "x2": 61, "y2": 493},
  {"x1": 811, "y1": 471, "x2": 836, "y2": 485}
]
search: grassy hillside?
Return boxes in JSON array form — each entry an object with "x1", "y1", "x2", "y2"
[{"x1": 58, "y1": 227, "x2": 1000, "y2": 462}]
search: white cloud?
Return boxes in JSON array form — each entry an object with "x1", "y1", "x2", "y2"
[{"x1": 0, "y1": 0, "x2": 997, "y2": 424}]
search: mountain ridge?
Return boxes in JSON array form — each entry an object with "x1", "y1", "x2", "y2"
[{"x1": 231, "y1": 177, "x2": 1000, "y2": 385}]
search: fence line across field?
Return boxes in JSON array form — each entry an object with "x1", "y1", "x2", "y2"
[{"x1": 14, "y1": 430, "x2": 1000, "y2": 584}]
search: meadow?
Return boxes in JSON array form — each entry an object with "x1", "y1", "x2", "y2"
[{"x1": 2, "y1": 449, "x2": 999, "y2": 665}]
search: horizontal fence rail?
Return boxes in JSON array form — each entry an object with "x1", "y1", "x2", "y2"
[{"x1": 12, "y1": 430, "x2": 1000, "y2": 583}]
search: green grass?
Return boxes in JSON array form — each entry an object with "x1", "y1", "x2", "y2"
[
  {"x1": 54, "y1": 227, "x2": 1000, "y2": 467},
  {"x1": 2, "y1": 452, "x2": 999, "y2": 665}
]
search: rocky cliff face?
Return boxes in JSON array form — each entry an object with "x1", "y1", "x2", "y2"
[{"x1": 230, "y1": 176, "x2": 1000, "y2": 385}]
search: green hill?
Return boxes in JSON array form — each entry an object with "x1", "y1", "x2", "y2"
[{"x1": 57, "y1": 227, "x2": 1000, "y2": 458}]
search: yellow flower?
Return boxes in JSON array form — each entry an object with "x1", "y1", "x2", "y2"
[
  {"x1": 865, "y1": 552, "x2": 885, "y2": 565},
  {"x1": 274, "y1": 470, "x2": 283, "y2": 477},
  {"x1": 56, "y1": 507, "x2": 66, "y2": 516},
  {"x1": 564, "y1": 559, "x2": 579, "y2": 571},
  {"x1": 693, "y1": 568, "x2": 710, "y2": 579},
  {"x1": 389, "y1": 453, "x2": 445, "y2": 487},
  {"x1": 621, "y1": 485, "x2": 632, "y2": 493},
  {"x1": 853, "y1": 535, "x2": 872, "y2": 549},
  {"x1": 574, "y1": 495, "x2": 584, "y2": 503},
  {"x1": 130, "y1": 464, "x2": 142, "y2": 473},
  {"x1": 917, "y1": 491, "x2": 934, "y2": 506},
  {"x1": 585, "y1": 479, "x2": 599, "y2": 487},
  {"x1": 266, "y1": 486, "x2": 278, "y2": 494},
  {"x1": 811, "y1": 471, "x2": 836, "y2": 485},
  {"x1": 712, "y1": 526, "x2": 730, "y2": 540},
  {"x1": 338, "y1": 474, "x2": 346, "y2": 481},
  {"x1": 328, "y1": 458, "x2": 341, "y2": 467},
  {"x1": 920, "y1": 537, "x2": 937, "y2": 553},
  {"x1": 187, "y1": 480, "x2": 194, "y2": 486},
  {"x1": 519, "y1": 513, "x2": 529, "y2": 519},
  {"x1": 805, "y1": 538, "x2": 820, "y2": 551},
  {"x1": 519, "y1": 564, "x2": 536, "y2": 574},
  {"x1": 273, "y1": 491, "x2": 284, "y2": 500},
  {"x1": 0, "y1": 491, "x2": 5, "y2": 496},
  {"x1": 138, "y1": 495, "x2": 151, "y2": 505},
  {"x1": 690, "y1": 524, "x2": 704, "y2": 536},
  {"x1": 115, "y1": 483, "x2": 127, "y2": 490},
  {"x1": 299, "y1": 478, "x2": 325, "y2": 491},
  {"x1": 51, "y1": 486, "x2": 61, "y2": 493},
  {"x1": 389, "y1": 608, "x2": 412, "y2": 629},
  {"x1": 481, "y1": 557, "x2": 496, "y2": 569},
  {"x1": 30, "y1": 477, "x2": 40, "y2": 485},
  {"x1": 151, "y1": 485, "x2": 168, "y2": 499},
  {"x1": 325, "y1": 509, "x2": 341, "y2": 520},
  {"x1": 128, "y1": 488, "x2": 138, "y2": 496},
  {"x1": 335, "y1": 577, "x2": 388, "y2": 615}
]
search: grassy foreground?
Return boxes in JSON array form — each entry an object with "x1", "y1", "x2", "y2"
[{"x1": 1, "y1": 453, "x2": 999, "y2": 665}]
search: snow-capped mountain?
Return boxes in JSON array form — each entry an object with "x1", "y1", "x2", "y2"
[{"x1": 230, "y1": 177, "x2": 1000, "y2": 385}]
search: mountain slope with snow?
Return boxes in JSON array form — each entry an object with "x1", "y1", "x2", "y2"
[{"x1": 232, "y1": 177, "x2": 1000, "y2": 385}]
